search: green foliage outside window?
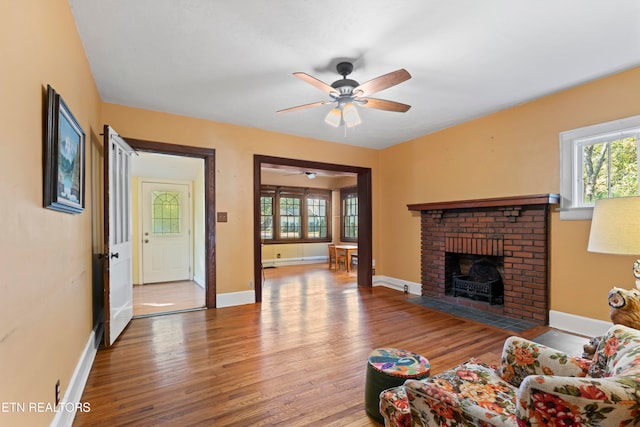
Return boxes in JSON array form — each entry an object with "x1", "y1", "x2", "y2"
[
  {"x1": 581, "y1": 136, "x2": 639, "y2": 204},
  {"x1": 279, "y1": 196, "x2": 301, "y2": 239},
  {"x1": 307, "y1": 197, "x2": 328, "y2": 238},
  {"x1": 260, "y1": 187, "x2": 331, "y2": 242},
  {"x1": 344, "y1": 194, "x2": 358, "y2": 239},
  {"x1": 260, "y1": 196, "x2": 273, "y2": 239}
]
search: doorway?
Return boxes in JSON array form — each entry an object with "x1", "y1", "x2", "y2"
[
  {"x1": 131, "y1": 153, "x2": 203, "y2": 316},
  {"x1": 253, "y1": 155, "x2": 373, "y2": 303},
  {"x1": 139, "y1": 180, "x2": 193, "y2": 284},
  {"x1": 126, "y1": 138, "x2": 217, "y2": 309}
]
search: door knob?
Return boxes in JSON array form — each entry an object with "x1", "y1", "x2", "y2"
[
  {"x1": 110, "y1": 252, "x2": 119, "y2": 259},
  {"x1": 144, "y1": 239, "x2": 149, "y2": 243}
]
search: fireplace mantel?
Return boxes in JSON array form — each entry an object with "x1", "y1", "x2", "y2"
[{"x1": 407, "y1": 193, "x2": 560, "y2": 212}]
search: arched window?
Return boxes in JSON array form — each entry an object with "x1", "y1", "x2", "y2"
[{"x1": 152, "y1": 191, "x2": 181, "y2": 234}]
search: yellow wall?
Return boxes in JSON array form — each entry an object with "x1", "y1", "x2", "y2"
[
  {"x1": 101, "y1": 103, "x2": 380, "y2": 294},
  {"x1": 0, "y1": 0, "x2": 102, "y2": 425},
  {"x1": 379, "y1": 66, "x2": 640, "y2": 322}
]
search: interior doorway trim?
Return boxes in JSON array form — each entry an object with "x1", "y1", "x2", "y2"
[
  {"x1": 125, "y1": 137, "x2": 217, "y2": 308},
  {"x1": 253, "y1": 155, "x2": 372, "y2": 303}
]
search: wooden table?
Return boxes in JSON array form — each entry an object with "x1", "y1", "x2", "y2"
[{"x1": 335, "y1": 244, "x2": 358, "y2": 272}]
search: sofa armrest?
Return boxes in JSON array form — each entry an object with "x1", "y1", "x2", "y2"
[
  {"x1": 517, "y1": 375, "x2": 640, "y2": 426},
  {"x1": 498, "y1": 336, "x2": 592, "y2": 387}
]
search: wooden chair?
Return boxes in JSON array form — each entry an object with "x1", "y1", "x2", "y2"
[
  {"x1": 328, "y1": 244, "x2": 347, "y2": 270},
  {"x1": 350, "y1": 252, "x2": 358, "y2": 269},
  {"x1": 335, "y1": 246, "x2": 348, "y2": 271}
]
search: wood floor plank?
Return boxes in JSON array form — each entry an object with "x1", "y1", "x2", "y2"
[
  {"x1": 133, "y1": 280, "x2": 205, "y2": 316},
  {"x1": 74, "y1": 264, "x2": 549, "y2": 426}
]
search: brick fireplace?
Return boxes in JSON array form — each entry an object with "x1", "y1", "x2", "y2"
[{"x1": 407, "y1": 194, "x2": 559, "y2": 325}]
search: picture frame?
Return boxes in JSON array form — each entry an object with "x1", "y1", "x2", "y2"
[{"x1": 44, "y1": 85, "x2": 86, "y2": 214}]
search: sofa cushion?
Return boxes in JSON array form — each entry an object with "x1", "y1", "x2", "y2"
[
  {"x1": 498, "y1": 336, "x2": 591, "y2": 387},
  {"x1": 404, "y1": 358, "x2": 518, "y2": 426}
]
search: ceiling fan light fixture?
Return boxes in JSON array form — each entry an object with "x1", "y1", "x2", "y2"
[
  {"x1": 324, "y1": 107, "x2": 341, "y2": 127},
  {"x1": 342, "y1": 103, "x2": 361, "y2": 128}
]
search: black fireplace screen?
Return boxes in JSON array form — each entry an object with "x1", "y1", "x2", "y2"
[{"x1": 452, "y1": 258, "x2": 503, "y2": 305}]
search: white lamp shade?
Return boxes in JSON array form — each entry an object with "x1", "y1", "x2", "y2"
[
  {"x1": 588, "y1": 196, "x2": 640, "y2": 255},
  {"x1": 342, "y1": 103, "x2": 361, "y2": 128},
  {"x1": 324, "y1": 108, "x2": 341, "y2": 127}
]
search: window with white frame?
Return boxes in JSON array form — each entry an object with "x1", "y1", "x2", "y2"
[{"x1": 560, "y1": 116, "x2": 640, "y2": 220}]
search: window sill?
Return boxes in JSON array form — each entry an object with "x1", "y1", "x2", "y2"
[
  {"x1": 262, "y1": 239, "x2": 332, "y2": 245},
  {"x1": 558, "y1": 207, "x2": 593, "y2": 220}
]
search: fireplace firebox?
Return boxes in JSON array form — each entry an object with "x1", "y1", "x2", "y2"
[{"x1": 452, "y1": 257, "x2": 503, "y2": 305}]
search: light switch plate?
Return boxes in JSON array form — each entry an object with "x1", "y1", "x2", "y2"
[{"x1": 217, "y1": 212, "x2": 228, "y2": 222}]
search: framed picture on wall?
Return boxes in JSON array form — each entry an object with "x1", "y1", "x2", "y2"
[{"x1": 44, "y1": 85, "x2": 85, "y2": 214}]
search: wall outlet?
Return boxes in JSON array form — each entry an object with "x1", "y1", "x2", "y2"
[
  {"x1": 403, "y1": 284, "x2": 409, "y2": 294},
  {"x1": 248, "y1": 280, "x2": 253, "y2": 289},
  {"x1": 276, "y1": 253, "x2": 281, "y2": 259},
  {"x1": 55, "y1": 379, "x2": 60, "y2": 407}
]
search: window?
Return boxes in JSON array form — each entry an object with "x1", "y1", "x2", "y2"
[
  {"x1": 560, "y1": 116, "x2": 640, "y2": 220},
  {"x1": 341, "y1": 187, "x2": 358, "y2": 242},
  {"x1": 307, "y1": 196, "x2": 328, "y2": 238},
  {"x1": 260, "y1": 186, "x2": 331, "y2": 243},
  {"x1": 152, "y1": 191, "x2": 181, "y2": 234},
  {"x1": 279, "y1": 194, "x2": 301, "y2": 239},
  {"x1": 260, "y1": 194, "x2": 274, "y2": 239}
]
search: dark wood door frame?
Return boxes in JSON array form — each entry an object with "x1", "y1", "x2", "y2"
[
  {"x1": 253, "y1": 155, "x2": 372, "y2": 302},
  {"x1": 125, "y1": 138, "x2": 217, "y2": 308}
]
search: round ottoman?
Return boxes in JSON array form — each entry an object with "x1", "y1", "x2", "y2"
[{"x1": 364, "y1": 347, "x2": 430, "y2": 423}]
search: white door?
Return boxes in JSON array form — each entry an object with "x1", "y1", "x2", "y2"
[
  {"x1": 141, "y1": 181, "x2": 192, "y2": 284},
  {"x1": 103, "y1": 125, "x2": 135, "y2": 347}
]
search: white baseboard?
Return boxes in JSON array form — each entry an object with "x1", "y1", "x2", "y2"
[
  {"x1": 549, "y1": 310, "x2": 611, "y2": 337},
  {"x1": 193, "y1": 275, "x2": 205, "y2": 289},
  {"x1": 50, "y1": 328, "x2": 101, "y2": 427},
  {"x1": 262, "y1": 256, "x2": 327, "y2": 268},
  {"x1": 372, "y1": 275, "x2": 421, "y2": 295},
  {"x1": 216, "y1": 290, "x2": 256, "y2": 308}
]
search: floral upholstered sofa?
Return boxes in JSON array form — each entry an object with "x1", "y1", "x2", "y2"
[{"x1": 380, "y1": 324, "x2": 640, "y2": 426}]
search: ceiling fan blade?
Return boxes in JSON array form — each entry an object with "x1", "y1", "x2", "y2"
[
  {"x1": 354, "y1": 69, "x2": 411, "y2": 97},
  {"x1": 293, "y1": 72, "x2": 337, "y2": 95},
  {"x1": 277, "y1": 101, "x2": 327, "y2": 114},
  {"x1": 358, "y1": 97, "x2": 411, "y2": 113}
]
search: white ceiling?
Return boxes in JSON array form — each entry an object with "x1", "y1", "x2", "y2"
[
  {"x1": 132, "y1": 152, "x2": 203, "y2": 180},
  {"x1": 69, "y1": 0, "x2": 640, "y2": 150}
]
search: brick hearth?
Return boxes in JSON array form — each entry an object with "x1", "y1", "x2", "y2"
[{"x1": 408, "y1": 194, "x2": 559, "y2": 325}]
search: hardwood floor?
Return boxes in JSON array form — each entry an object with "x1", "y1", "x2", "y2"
[
  {"x1": 74, "y1": 264, "x2": 548, "y2": 426},
  {"x1": 133, "y1": 280, "x2": 205, "y2": 317}
]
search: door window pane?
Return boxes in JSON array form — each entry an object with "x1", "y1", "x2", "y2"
[{"x1": 152, "y1": 191, "x2": 180, "y2": 234}]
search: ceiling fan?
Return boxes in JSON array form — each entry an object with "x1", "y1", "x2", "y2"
[
  {"x1": 284, "y1": 171, "x2": 318, "y2": 179},
  {"x1": 277, "y1": 62, "x2": 411, "y2": 128}
]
